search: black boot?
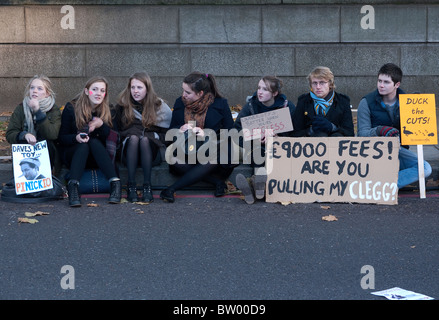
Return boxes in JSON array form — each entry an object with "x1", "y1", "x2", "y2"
[
  {"x1": 160, "y1": 187, "x2": 175, "y2": 203},
  {"x1": 142, "y1": 183, "x2": 153, "y2": 203},
  {"x1": 67, "y1": 180, "x2": 81, "y2": 207},
  {"x1": 214, "y1": 181, "x2": 227, "y2": 197},
  {"x1": 126, "y1": 183, "x2": 138, "y2": 202},
  {"x1": 108, "y1": 179, "x2": 121, "y2": 204}
]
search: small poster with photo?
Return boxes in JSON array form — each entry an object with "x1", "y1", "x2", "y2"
[{"x1": 12, "y1": 140, "x2": 53, "y2": 195}]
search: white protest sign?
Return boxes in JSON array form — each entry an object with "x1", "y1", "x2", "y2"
[
  {"x1": 265, "y1": 137, "x2": 400, "y2": 205},
  {"x1": 12, "y1": 140, "x2": 53, "y2": 195},
  {"x1": 241, "y1": 107, "x2": 293, "y2": 141}
]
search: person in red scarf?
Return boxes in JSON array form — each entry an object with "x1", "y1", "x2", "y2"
[{"x1": 160, "y1": 72, "x2": 235, "y2": 202}]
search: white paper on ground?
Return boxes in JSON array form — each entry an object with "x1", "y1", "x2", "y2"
[{"x1": 371, "y1": 287, "x2": 434, "y2": 300}]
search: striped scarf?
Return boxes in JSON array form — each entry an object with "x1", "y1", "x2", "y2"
[
  {"x1": 310, "y1": 90, "x2": 334, "y2": 116},
  {"x1": 183, "y1": 92, "x2": 214, "y2": 129}
]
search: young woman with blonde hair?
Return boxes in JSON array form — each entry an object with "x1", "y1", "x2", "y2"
[{"x1": 6, "y1": 75, "x2": 61, "y2": 174}]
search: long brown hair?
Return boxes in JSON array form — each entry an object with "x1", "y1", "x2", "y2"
[
  {"x1": 73, "y1": 76, "x2": 112, "y2": 130},
  {"x1": 116, "y1": 72, "x2": 162, "y2": 129}
]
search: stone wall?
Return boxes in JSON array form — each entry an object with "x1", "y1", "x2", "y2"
[{"x1": 1, "y1": 1, "x2": 439, "y2": 114}]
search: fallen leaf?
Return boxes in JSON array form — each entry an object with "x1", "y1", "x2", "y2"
[
  {"x1": 136, "y1": 201, "x2": 151, "y2": 205},
  {"x1": 320, "y1": 205, "x2": 331, "y2": 210},
  {"x1": 280, "y1": 201, "x2": 293, "y2": 206},
  {"x1": 134, "y1": 208, "x2": 144, "y2": 214},
  {"x1": 18, "y1": 217, "x2": 39, "y2": 224},
  {"x1": 25, "y1": 211, "x2": 50, "y2": 217},
  {"x1": 322, "y1": 214, "x2": 338, "y2": 222},
  {"x1": 87, "y1": 203, "x2": 99, "y2": 207},
  {"x1": 226, "y1": 180, "x2": 237, "y2": 193}
]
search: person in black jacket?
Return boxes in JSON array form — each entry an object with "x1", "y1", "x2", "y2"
[
  {"x1": 160, "y1": 72, "x2": 235, "y2": 202},
  {"x1": 233, "y1": 75, "x2": 296, "y2": 204},
  {"x1": 291, "y1": 66, "x2": 354, "y2": 137},
  {"x1": 113, "y1": 72, "x2": 172, "y2": 203},
  {"x1": 58, "y1": 76, "x2": 121, "y2": 207}
]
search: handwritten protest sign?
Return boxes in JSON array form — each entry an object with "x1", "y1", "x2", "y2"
[
  {"x1": 241, "y1": 107, "x2": 293, "y2": 141},
  {"x1": 265, "y1": 137, "x2": 399, "y2": 205},
  {"x1": 12, "y1": 140, "x2": 53, "y2": 195},
  {"x1": 399, "y1": 94, "x2": 437, "y2": 145}
]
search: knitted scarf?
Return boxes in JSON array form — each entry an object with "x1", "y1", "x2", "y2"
[
  {"x1": 22, "y1": 95, "x2": 55, "y2": 136},
  {"x1": 310, "y1": 90, "x2": 334, "y2": 116},
  {"x1": 183, "y1": 92, "x2": 214, "y2": 129}
]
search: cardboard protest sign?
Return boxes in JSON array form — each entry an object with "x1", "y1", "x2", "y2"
[
  {"x1": 12, "y1": 140, "x2": 53, "y2": 195},
  {"x1": 265, "y1": 137, "x2": 399, "y2": 205},
  {"x1": 399, "y1": 94, "x2": 438, "y2": 145},
  {"x1": 241, "y1": 107, "x2": 293, "y2": 141}
]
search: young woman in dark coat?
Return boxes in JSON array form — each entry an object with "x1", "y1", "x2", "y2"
[
  {"x1": 113, "y1": 72, "x2": 172, "y2": 203},
  {"x1": 58, "y1": 76, "x2": 121, "y2": 207},
  {"x1": 160, "y1": 72, "x2": 235, "y2": 202}
]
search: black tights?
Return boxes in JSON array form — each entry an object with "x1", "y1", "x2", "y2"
[
  {"x1": 125, "y1": 135, "x2": 156, "y2": 185},
  {"x1": 65, "y1": 138, "x2": 117, "y2": 181},
  {"x1": 169, "y1": 163, "x2": 230, "y2": 191}
]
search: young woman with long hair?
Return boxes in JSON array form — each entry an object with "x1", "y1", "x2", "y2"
[
  {"x1": 6, "y1": 75, "x2": 61, "y2": 175},
  {"x1": 58, "y1": 76, "x2": 121, "y2": 207},
  {"x1": 113, "y1": 72, "x2": 172, "y2": 202}
]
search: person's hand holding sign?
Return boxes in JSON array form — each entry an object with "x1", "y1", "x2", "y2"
[{"x1": 260, "y1": 128, "x2": 275, "y2": 144}]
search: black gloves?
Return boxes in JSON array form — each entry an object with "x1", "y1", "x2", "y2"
[{"x1": 312, "y1": 115, "x2": 334, "y2": 134}]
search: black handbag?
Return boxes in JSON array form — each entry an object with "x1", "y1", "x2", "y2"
[
  {"x1": 1, "y1": 176, "x2": 66, "y2": 203},
  {"x1": 65, "y1": 169, "x2": 110, "y2": 194}
]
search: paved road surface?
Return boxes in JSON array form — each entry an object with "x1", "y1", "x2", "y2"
[{"x1": 1, "y1": 190, "x2": 438, "y2": 304}]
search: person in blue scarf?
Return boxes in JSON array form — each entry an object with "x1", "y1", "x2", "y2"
[
  {"x1": 291, "y1": 66, "x2": 354, "y2": 137},
  {"x1": 234, "y1": 75, "x2": 296, "y2": 204}
]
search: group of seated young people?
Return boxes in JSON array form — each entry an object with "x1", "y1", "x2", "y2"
[{"x1": 6, "y1": 64, "x2": 432, "y2": 207}]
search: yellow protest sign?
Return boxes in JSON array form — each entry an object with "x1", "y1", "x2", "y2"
[{"x1": 399, "y1": 94, "x2": 438, "y2": 145}]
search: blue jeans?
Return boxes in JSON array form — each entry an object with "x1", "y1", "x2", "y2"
[{"x1": 398, "y1": 147, "x2": 432, "y2": 189}]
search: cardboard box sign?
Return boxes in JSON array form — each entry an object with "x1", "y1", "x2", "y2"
[
  {"x1": 241, "y1": 107, "x2": 294, "y2": 141},
  {"x1": 265, "y1": 137, "x2": 400, "y2": 205}
]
